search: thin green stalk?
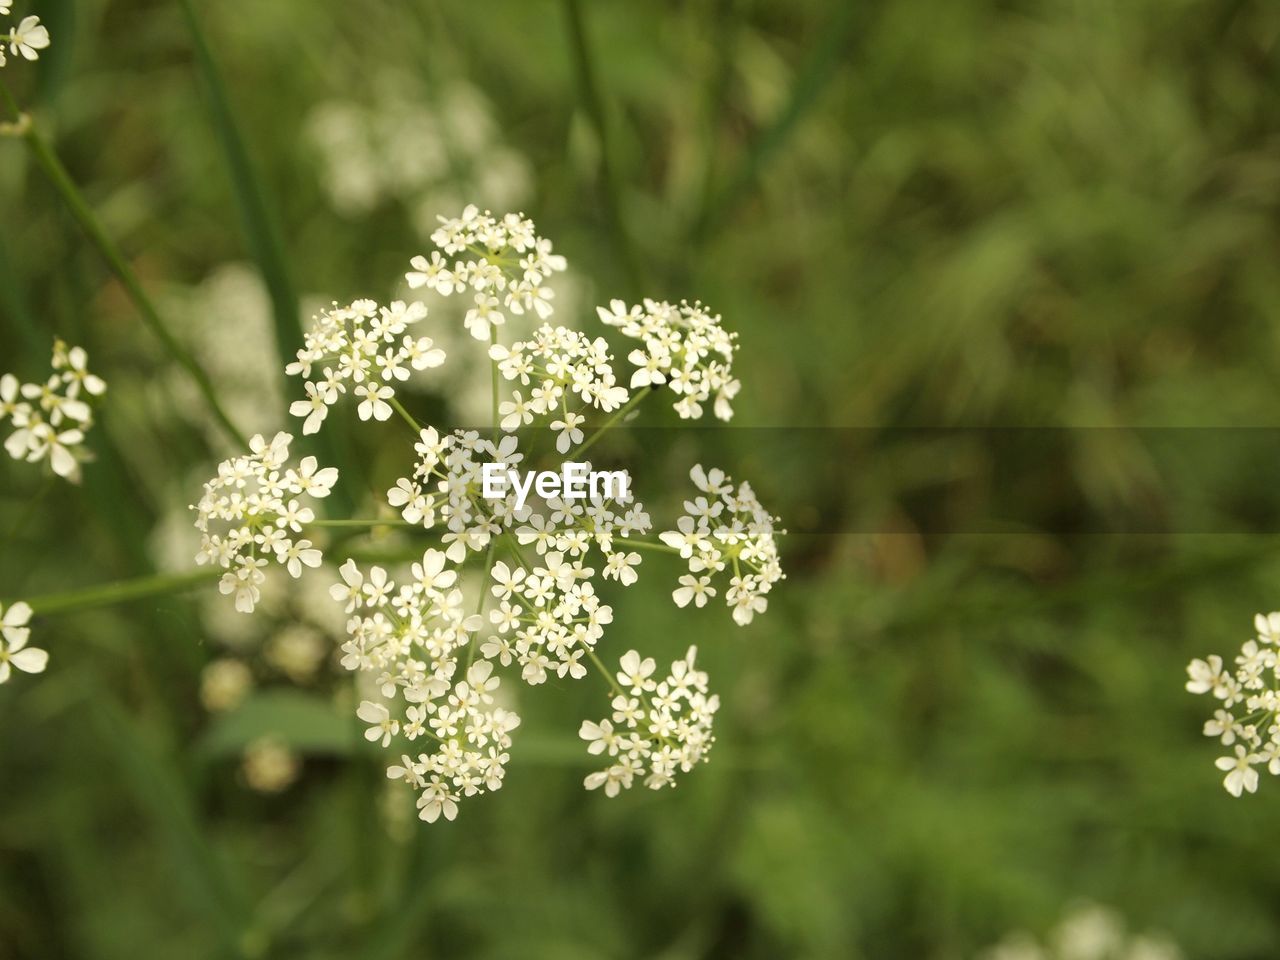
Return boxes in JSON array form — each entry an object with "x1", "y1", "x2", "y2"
[
  {"x1": 464, "y1": 536, "x2": 499, "y2": 670},
  {"x1": 13, "y1": 569, "x2": 222, "y2": 617},
  {"x1": 0, "y1": 84, "x2": 248, "y2": 448},
  {"x1": 389, "y1": 395, "x2": 422, "y2": 434},
  {"x1": 176, "y1": 0, "x2": 299, "y2": 376},
  {"x1": 569, "y1": 384, "x2": 650, "y2": 458},
  {"x1": 562, "y1": 0, "x2": 645, "y2": 296},
  {"x1": 175, "y1": 0, "x2": 360, "y2": 514},
  {"x1": 489, "y1": 327, "x2": 500, "y2": 441},
  {"x1": 617, "y1": 536, "x2": 681, "y2": 556}
]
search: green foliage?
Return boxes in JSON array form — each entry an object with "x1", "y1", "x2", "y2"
[{"x1": 3, "y1": 0, "x2": 1280, "y2": 957}]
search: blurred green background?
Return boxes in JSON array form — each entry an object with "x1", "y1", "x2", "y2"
[{"x1": 4, "y1": 0, "x2": 1280, "y2": 957}]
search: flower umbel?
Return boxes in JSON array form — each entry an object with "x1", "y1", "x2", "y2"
[
  {"x1": 406, "y1": 205, "x2": 567, "y2": 338},
  {"x1": 287, "y1": 299, "x2": 444, "y2": 434},
  {"x1": 580, "y1": 645, "x2": 719, "y2": 795},
  {"x1": 192, "y1": 432, "x2": 338, "y2": 613},
  {"x1": 1187, "y1": 611, "x2": 1280, "y2": 796},
  {"x1": 597, "y1": 298, "x2": 740, "y2": 420},
  {"x1": 659, "y1": 465, "x2": 784, "y2": 625}
]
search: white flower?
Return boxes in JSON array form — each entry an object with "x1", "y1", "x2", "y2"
[
  {"x1": 672, "y1": 574, "x2": 715, "y2": 608},
  {"x1": 616, "y1": 650, "x2": 656, "y2": 693},
  {"x1": 1216, "y1": 745, "x2": 1261, "y2": 797},
  {"x1": 490, "y1": 324, "x2": 630, "y2": 438},
  {"x1": 656, "y1": 466, "x2": 783, "y2": 625},
  {"x1": 355, "y1": 381, "x2": 394, "y2": 422},
  {"x1": 8, "y1": 15, "x2": 50, "y2": 61},
  {"x1": 0, "y1": 601, "x2": 47, "y2": 684},
  {"x1": 358, "y1": 700, "x2": 400, "y2": 747}
]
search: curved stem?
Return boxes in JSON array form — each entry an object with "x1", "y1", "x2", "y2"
[{"x1": 0, "y1": 82, "x2": 248, "y2": 450}]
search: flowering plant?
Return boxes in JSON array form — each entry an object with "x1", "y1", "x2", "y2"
[{"x1": 231, "y1": 205, "x2": 784, "y2": 821}]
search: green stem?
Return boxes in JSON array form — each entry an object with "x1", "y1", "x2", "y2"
[
  {"x1": 16, "y1": 569, "x2": 222, "y2": 617},
  {"x1": 464, "y1": 536, "x2": 500, "y2": 670},
  {"x1": 388, "y1": 395, "x2": 422, "y2": 434},
  {"x1": 0, "y1": 84, "x2": 248, "y2": 450},
  {"x1": 617, "y1": 536, "x2": 680, "y2": 556},
  {"x1": 489, "y1": 327, "x2": 501, "y2": 442},
  {"x1": 569, "y1": 385, "x2": 651, "y2": 459},
  {"x1": 311, "y1": 518, "x2": 414, "y2": 529},
  {"x1": 562, "y1": 0, "x2": 645, "y2": 297}
]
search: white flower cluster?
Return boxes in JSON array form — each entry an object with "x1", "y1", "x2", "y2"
[
  {"x1": 597, "y1": 298, "x2": 740, "y2": 420},
  {"x1": 659, "y1": 465, "x2": 784, "y2": 625},
  {"x1": 579, "y1": 646, "x2": 719, "y2": 795},
  {"x1": 0, "y1": 600, "x2": 45, "y2": 685},
  {"x1": 388, "y1": 427, "x2": 518, "y2": 561},
  {"x1": 490, "y1": 324, "x2": 630, "y2": 451},
  {"x1": 481, "y1": 552, "x2": 613, "y2": 685},
  {"x1": 332, "y1": 553, "x2": 519, "y2": 822},
  {"x1": 979, "y1": 902, "x2": 1182, "y2": 960},
  {"x1": 406, "y1": 205, "x2": 568, "y2": 339},
  {"x1": 192, "y1": 432, "x2": 338, "y2": 614},
  {"x1": 379, "y1": 660, "x2": 520, "y2": 823},
  {"x1": 287, "y1": 299, "x2": 445, "y2": 434},
  {"x1": 2, "y1": 340, "x2": 106, "y2": 482},
  {"x1": 1186, "y1": 611, "x2": 1280, "y2": 797},
  {"x1": 331, "y1": 551, "x2": 479, "y2": 703},
  {"x1": 0, "y1": 5, "x2": 49, "y2": 67}
]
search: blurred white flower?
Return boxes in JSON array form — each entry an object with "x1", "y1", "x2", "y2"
[
  {"x1": 242, "y1": 737, "x2": 300, "y2": 793},
  {"x1": 200, "y1": 658, "x2": 253, "y2": 711}
]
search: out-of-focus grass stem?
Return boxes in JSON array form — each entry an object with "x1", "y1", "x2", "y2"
[
  {"x1": 0, "y1": 81, "x2": 249, "y2": 449},
  {"x1": 562, "y1": 0, "x2": 646, "y2": 297}
]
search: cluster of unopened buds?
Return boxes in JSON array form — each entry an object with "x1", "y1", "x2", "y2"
[
  {"x1": 1, "y1": 339, "x2": 106, "y2": 482},
  {"x1": 0, "y1": 3, "x2": 49, "y2": 68},
  {"x1": 1187, "y1": 611, "x2": 1280, "y2": 796}
]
